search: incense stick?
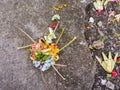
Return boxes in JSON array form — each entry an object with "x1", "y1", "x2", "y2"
[
  {"x1": 41, "y1": 71, "x2": 53, "y2": 90},
  {"x1": 52, "y1": 65, "x2": 66, "y2": 80},
  {"x1": 59, "y1": 37, "x2": 77, "y2": 52},
  {"x1": 15, "y1": 26, "x2": 36, "y2": 43},
  {"x1": 56, "y1": 28, "x2": 64, "y2": 44},
  {"x1": 54, "y1": 64, "x2": 67, "y2": 67},
  {"x1": 17, "y1": 44, "x2": 32, "y2": 50}
]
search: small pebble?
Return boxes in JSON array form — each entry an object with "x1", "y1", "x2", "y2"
[
  {"x1": 89, "y1": 17, "x2": 94, "y2": 23},
  {"x1": 101, "y1": 79, "x2": 107, "y2": 85},
  {"x1": 106, "y1": 81, "x2": 115, "y2": 90},
  {"x1": 116, "y1": 85, "x2": 120, "y2": 90},
  {"x1": 97, "y1": 21, "x2": 103, "y2": 27},
  {"x1": 98, "y1": 29, "x2": 104, "y2": 36}
]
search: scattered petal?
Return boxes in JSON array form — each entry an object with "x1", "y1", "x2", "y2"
[
  {"x1": 52, "y1": 14, "x2": 60, "y2": 21},
  {"x1": 109, "y1": 11, "x2": 116, "y2": 17}
]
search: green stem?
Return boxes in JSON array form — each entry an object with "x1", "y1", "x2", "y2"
[
  {"x1": 56, "y1": 28, "x2": 64, "y2": 44},
  {"x1": 41, "y1": 71, "x2": 53, "y2": 90},
  {"x1": 59, "y1": 37, "x2": 77, "y2": 52},
  {"x1": 15, "y1": 26, "x2": 36, "y2": 43}
]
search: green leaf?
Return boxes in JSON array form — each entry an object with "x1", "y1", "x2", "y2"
[
  {"x1": 106, "y1": 74, "x2": 111, "y2": 78},
  {"x1": 35, "y1": 50, "x2": 51, "y2": 61}
]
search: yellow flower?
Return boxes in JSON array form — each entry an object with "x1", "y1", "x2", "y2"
[
  {"x1": 54, "y1": 8, "x2": 59, "y2": 11},
  {"x1": 58, "y1": 5, "x2": 63, "y2": 9},
  {"x1": 54, "y1": 55, "x2": 59, "y2": 61},
  {"x1": 63, "y1": 4, "x2": 67, "y2": 7},
  {"x1": 46, "y1": 43, "x2": 59, "y2": 61},
  {"x1": 54, "y1": 4, "x2": 67, "y2": 11},
  {"x1": 48, "y1": 44, "x2": 59, "y2": 54}
]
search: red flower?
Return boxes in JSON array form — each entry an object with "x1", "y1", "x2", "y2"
[
  {"x1": 117, "y1": 57, "x2": 120, "y2": 63},
  {"x1": 111, "y1": 70, "x2": 118, "y2": 78},
  {"x1": 41, "y1": 63, "x2": 44, "y2": 66},
  {"x1": 96, "y1": 10, "x2": 102, "y2": 15},
  {"x1": 53, "y1": 43, "x2": 57, "y2": 48},
  {"x1": 112, "y1": 56, "x2": 120, "y2": 63},
  {"x1": 51, "y1": 23, "x2": 57, "y2": 29}
]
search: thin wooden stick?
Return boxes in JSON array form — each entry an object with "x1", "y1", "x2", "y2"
[
  {"x1": 54, "y1": 21, "x2": 59, "y2": 33},
  {"x1": 41, "y1": 71, "x2": 53, "y2": 90},
  {"x1": 56, "y1": 28, "x2": 64, "y2": 44},
  {"x1": 54, "y1": 64, "x2": 67, "y2": 67},
  {"x1": 52, "y1": 65, "x2": 66, "y2": 80},
  {"x1": 59, "y1": 37, "x2": 77, "y2": 52},
  {"x1": 17, "y1": 44, "x2": 32, "y2": 50},
  {"x1": 15, "y1": 26, "x2": 36, "y2": 43}
]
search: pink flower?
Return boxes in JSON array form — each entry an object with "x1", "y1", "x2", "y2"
[
  {"x1": 36, "y1": 43, "x2": 43, "y2": 49},
  {"x1": 109, "y1": 11, "x2": 116, "y2": 17},
  {"x1": 111, "y1": 0, "x2": 117, "y2": 1},
  {"x1": 31, "y1": 44, "x2": 36, "y2": 51}
]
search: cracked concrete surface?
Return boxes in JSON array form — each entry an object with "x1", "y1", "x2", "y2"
[{"x1": 0, "y1": 0, "x2": 95, "y2": 90}]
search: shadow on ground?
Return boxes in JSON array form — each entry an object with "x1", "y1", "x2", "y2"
[{"x1": 0, "y1": 0, "x2": 95, "y2": 90}]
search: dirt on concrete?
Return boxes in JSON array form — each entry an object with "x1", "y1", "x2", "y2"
[{"x1": 0, "y1": 0, "x2": 95, "y2": 90}]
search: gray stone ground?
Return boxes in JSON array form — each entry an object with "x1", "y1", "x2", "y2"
[{"x1": 0, "y1": 0, "x2": 95, "y2": 90}]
